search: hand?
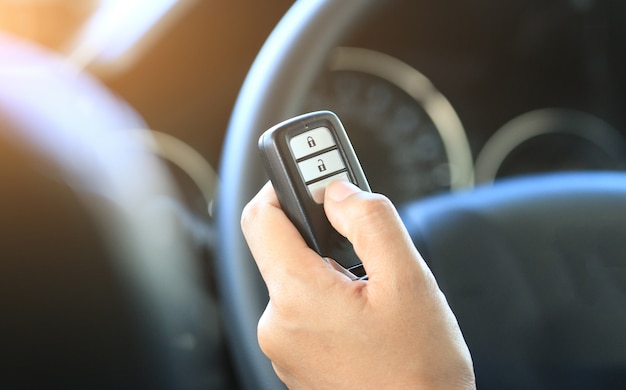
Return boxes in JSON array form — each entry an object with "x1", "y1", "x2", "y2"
[{"x1": 241, "y1": 180, "x2": 475, "y2": 389}]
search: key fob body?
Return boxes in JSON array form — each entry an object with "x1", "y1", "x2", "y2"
[{"x1": 258, "y1": 111, "x2": 371, "y2": 278}]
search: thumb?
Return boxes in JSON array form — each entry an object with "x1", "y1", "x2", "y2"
[{"x1": 323, "y1": 180, "x2": 430, "y2": 286}]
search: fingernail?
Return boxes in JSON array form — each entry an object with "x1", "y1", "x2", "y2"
[{"x1": 325, "y1": 180, "x2": 361, "y2": 202}]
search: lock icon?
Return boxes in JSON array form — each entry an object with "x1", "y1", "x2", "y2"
[
  {"x1": 307, "y1": 136, "x2": 316, "y2": 148},
  {"x1": 317, "y1": 159, "x2": 326, "y2": 172}
]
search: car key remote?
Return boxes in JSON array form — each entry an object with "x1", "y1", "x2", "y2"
[{"x1": 258, "y1": 110, "x2": 371, "y2": 279}]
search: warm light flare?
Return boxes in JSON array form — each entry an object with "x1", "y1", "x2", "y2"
[
  {"x1": 0, "y1": 0, "x2": 196, "y2": 75},
  {"x1": 0, "y1": 0, "x2": 97, "y2": 50},
  {"x1": 66, "y1": 0, "x2": 199, "y2": 75}
]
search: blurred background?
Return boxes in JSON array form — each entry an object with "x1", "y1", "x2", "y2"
[{"x1": 0, "y1": 0, "x2": 293, "y2": 170}]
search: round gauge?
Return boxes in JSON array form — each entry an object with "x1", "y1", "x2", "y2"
[
  {"x1": 475, "y1": 109, "x2": 626, "y2": 184},
  {"x1": 304, "y1": 47, "x2": 473, "y2": 205}
]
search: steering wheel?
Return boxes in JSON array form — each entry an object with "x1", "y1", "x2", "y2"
[{"x1": 217, "y1": 1, "x2": 626, "y2": 389}]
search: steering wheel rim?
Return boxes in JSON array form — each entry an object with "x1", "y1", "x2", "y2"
[{"x1": 216, "y1": 1, "x2": 379, "y2": 388}]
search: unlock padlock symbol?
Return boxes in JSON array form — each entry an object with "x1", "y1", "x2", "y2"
[
  {"x1": 307, "y1": 136, "x2": 316, "y2": 148},
  {"x1": 317, "y1": 159, "x2": 326, "y2": 172}
]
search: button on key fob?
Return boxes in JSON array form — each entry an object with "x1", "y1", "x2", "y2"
[{"x1": 258, "y1": 110, "x2": 371, "y2": 279}]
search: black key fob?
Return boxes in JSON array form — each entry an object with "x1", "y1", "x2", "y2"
[{"x1": 258, "y1": 110, "x2": 371, "y2": 279}]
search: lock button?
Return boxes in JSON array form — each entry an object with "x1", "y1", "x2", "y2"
[
  {"x1": 297, "y1": 149, "x2": 345, "y2": 183},
  {"x1": 290, "y1": 126, "x2": 336, "y2": 159}
]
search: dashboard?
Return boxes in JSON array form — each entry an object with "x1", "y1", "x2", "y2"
[
  {"x1": 3, "y1": 0, "x2": 616, "y2": 209},
  {"x1": 301, "y1": 0, "x2": 626, "y2": 205},
  {"x1": 89, "y1": 0, "x2": 626, "y2": 208}
]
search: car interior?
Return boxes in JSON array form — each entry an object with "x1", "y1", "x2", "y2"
[{"x1": 1, "y1": 1, "x2": 625, "y2": 389}]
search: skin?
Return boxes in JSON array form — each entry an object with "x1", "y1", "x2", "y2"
[{"x1": 241, "y1": 180, "x2": 476, "y2": 390}]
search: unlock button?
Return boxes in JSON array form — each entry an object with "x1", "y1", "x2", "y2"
[
  {"x1": 297, "y1": 149, "x2": 345, "y2": 183},
  {"x1": 317, "y1": 159, "x2": 326, "y2": 172}
]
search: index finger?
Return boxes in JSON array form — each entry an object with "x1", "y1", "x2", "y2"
[{"x1": 240, "y1": 182, "x2": 340, "y2": 293}]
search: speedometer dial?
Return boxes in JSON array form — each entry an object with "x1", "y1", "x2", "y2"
[
  {"x1": 304, "y1": 47, "x2": 473, "y2": 205},
  {"x1": 475, "y1": 109, "x2": 626, "y2": 184}
]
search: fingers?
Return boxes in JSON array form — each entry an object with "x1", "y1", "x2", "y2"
[
  {"x1": 240, "y1": 183, "x2": 345, "y2": 295},
  {"x1": 323, "y1": 180, "x2": 432, "y2": 287}
]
